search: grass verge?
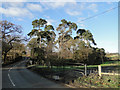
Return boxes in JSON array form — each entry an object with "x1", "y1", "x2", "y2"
[{"x1": 71, "y1": 73, "x2": 119, "y2": 88}]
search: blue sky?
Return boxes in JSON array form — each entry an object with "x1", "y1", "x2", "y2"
[{"x1": 0, "y1": 1, "x2": 118, "y2": 53}]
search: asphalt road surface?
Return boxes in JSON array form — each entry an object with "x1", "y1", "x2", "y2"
[{"x1": 2, "y1": 59, "x2": 67, "y2": 88}]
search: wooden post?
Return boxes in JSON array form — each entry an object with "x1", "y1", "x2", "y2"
[
  {"x1": 98, "y1": 65, "x2": 101, "y2": 77},
  {"x1": 85, "y1": 64, "x2": 87, "y2": 76}
]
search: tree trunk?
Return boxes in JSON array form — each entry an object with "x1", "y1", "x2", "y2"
[
  {"x1": 31, "y1": 48, "x2": 34, "y2": 57},
  {"x1": 39, "y1": 35, "x2": 41, "y2": 48},
  {"x1": 101, "y1": 55, "x2": 104, "y2": 64},
  {"x1": 3, "y1": 45, "x2": 13, "y2": 63},
  {"x1": 38, "y1": 27, "x2": 41, "y2": 48},
  {"x1": 3, "y1": 52, "x2": 7, "y2": 63}
]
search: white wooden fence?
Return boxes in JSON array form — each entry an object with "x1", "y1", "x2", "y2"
[{"x1": 98, "y1": 65, "x2": 120, "y2": 76}]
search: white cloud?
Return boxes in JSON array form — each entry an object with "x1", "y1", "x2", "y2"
[
  {"x1": 50, "y1": 2, "x2": 66, "y2": 9},
  {"x1": 65, "y1": 2, "x2": 83, "y2": 16},
  {"x1": 0, "y1": 7, "x2": 33, "y2": 18},
  {"x1": 43, "y1": 15, "x2": 56, "y2": 25},
  {"x1": 47, "y1": 19, "x2": 54, "y2": 25},
  {"x1": 17, "y1": 18, "x2": 24, "y2": 21},
  {"x1": 78, "y1": 2, "x2": 86, "y2": 10},
  {"x1": 44, "y1": 15, "x2": 50, "y2": 19},
  {"x1": 41, "y1": 2, "x2": 66, "y2": 9},
  {"x1": 66, "y1": 3, "x2": 98, "y2": 16},
  {"x1": 87, "y1": 4, "x2": 98, "y2": 12},
  {"x1": 66, "y1": 9, "x2": 81, "y2": 16},
  {"x1": 41, "y1": 0, "x2": 76, "y2": 9},
  {"x1": 77, "y1": 17, "x2": 86, "y2": 28},
  {"x1": 65, "y1": 3, "x2": 85, "y2": 16},
  {"x1": 3, "y1": 2, "x2": 24, "y2": 8},
  {"x1": 0, "y1": 2, "x2": 34, "y2": 18},
  {"x1": 26, "y1": 3, "x2": 43, "y2": 12},
  {"x1": 79, "y1": 23, "x2": 85, "y2": 27},
  {"x1": 0, "y1": 0, "x2": 28, "y2": 2},
  {"x1": 47, "y1": 19, "x2": 56, "y2": 25},
  {"x1": 106, "y1": 2, "x2": 113, "y2": 4}
]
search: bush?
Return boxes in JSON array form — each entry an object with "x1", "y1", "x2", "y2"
[
  {"x1": 74, "y1": 72, "x2": 119, "y2": 88},
  {"x1": 2, "y1": 56, "x2": 23, "y2": 67}
]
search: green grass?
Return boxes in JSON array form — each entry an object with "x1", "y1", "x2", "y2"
[
  {"x1": 101, "y1": 60, "x2": 120, "y2": 67},
  {"x1": 103, "y1": 60, "x2": 119, "y2": 64},
  {"x1": 33, "y1": 60, "x2": 120, "y2": 73},
  {"x1": 35, "y1": 60, "x2": 120, "y2": 70},
  {"x1": 35, "y1": 65, "x2": 85, "y2": 72}
]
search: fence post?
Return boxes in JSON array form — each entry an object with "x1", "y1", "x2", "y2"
[
  {"x1": 98, "y1": 65, "x2": 101, "y2": 77},
  {"x1": 85, "y1": 64, "x2": 87, "y2": 76}
]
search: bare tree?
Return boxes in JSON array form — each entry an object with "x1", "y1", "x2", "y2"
[{"x1": 0, "y1": 20, "x2": 23, "y2": 63}]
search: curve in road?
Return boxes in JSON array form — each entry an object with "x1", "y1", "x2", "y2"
[{"x1": 2, "y1": 59, "x2": 67, "y2": 88}]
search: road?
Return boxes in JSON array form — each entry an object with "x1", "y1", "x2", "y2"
[{"x1": 2, "y1": 59, "x2": 67, "y2": 88}]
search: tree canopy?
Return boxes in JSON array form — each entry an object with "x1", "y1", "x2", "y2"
[
  {"x1": 1, "y1": 20, "x2": 26, "y2": 63},
  {"x1": 26, "y1": 18, "x2": 106, "y2": 66}
]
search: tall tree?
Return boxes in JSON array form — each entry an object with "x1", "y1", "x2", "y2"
[
  {"x1": 100, "y1": 48, "x2": 106, "y2": 63},
  {"x1": 56, "y1": 19, "x2": 77, "y2": 59},
  {"x1": 27, "y1": 38, "x2": 38, "y2": 57},
  {"x1": 28, "y1": 18, "x2": 55, "y2": 48},
  {"x1": 73, "y1": 29, "x2": 97, "y2": 64},
  {"x1": 27, "y1": 18, "x2": 55, "y2": 65},
  {"x1": 76, "y1": 29, "x2": 96, "y2": 47}
]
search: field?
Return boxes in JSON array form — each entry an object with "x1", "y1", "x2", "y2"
[{"x1": 105, "y1": 53, "x2": 119, "y2": 60}]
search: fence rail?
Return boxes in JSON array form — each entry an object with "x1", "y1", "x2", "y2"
[
  {"x1": 101, "y1": 72, "x2": 120, "y2": 75},
  {"x1": 98, "y1": 65, "x2": 120, "y2": 76}
]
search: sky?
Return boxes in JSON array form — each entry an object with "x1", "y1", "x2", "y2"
[{"x1": 0, "y1": 1, "x2": 118, "y2": 53}]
